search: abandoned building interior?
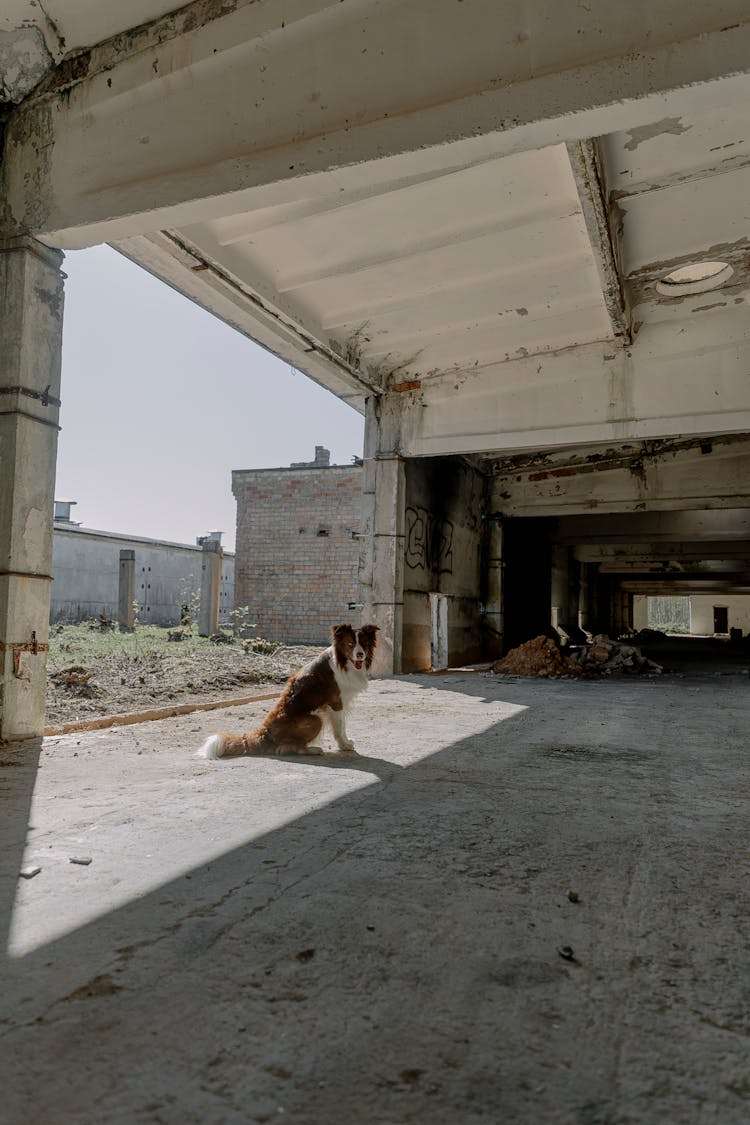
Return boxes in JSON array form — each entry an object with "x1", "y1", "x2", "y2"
[
  {"x1": 5, "y1": 2, "x2": 750, "y2": 738},
  {"x1": 2, "y1": 3, "x2": 750, "y2": 1121}
]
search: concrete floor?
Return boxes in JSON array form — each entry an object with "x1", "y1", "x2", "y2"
[{"x1": 1, "y1": 668, "x2": 748, "y2": 1124}]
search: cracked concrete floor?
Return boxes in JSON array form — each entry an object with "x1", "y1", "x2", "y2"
[{"x1": 1, "y1": 672, "x2": 748, "y2": 1124}]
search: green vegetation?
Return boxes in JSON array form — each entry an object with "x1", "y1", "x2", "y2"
[
  {"x1": 647, "y1": 596, "x2": 691, "y2": 634},
  {"x1": 47, "y1": 621, "x2": 216, "y2": 670}
]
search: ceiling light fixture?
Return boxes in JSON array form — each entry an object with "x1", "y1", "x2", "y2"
[{"x1": 656, "y1": 260, "x2": 733, "y2": 297}]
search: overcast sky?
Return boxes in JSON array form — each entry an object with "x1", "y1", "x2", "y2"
[{"x1": 55, "y1": 245, "x2": 365, "y2": 552}]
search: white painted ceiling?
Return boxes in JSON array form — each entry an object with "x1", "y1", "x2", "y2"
[
  {"x1": 4, "y1": 1, "x2": 750, "y2": 429},
  {"x1": 120, "y1": 96, "x2": 750, "y2": 415}
]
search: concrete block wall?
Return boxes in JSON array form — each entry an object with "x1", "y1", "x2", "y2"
[
  {"x1": 232, "y1": 464, "x2": 363, "y2": 644},
  {"x1": 51, "y1": 525, "x2": 234, "y2": 626}
]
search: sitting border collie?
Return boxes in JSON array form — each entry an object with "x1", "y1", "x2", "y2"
[{"x1": 197, "y1": 623, "x2": 379, "y2": 759}]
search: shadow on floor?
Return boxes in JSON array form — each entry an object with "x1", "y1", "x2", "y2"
[{"x1": 2, "y1": 678, "x2": 748, "y2": 1124}]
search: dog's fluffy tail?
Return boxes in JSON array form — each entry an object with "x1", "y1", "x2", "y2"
[{"x1": 196, "y1": 731, "x2": 267, "y2": 759}]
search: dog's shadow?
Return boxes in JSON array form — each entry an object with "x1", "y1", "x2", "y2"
[{"x1": 271, "y1": 750, "x2": 403, "y2": 782}]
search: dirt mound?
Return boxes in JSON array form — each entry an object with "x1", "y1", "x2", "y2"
[
  {"x1": 491, "y1": 636, "x2": 583, "y2": 679},
  {"x1": 491, "y1": 634, "x2": 663, "y2": 679}
]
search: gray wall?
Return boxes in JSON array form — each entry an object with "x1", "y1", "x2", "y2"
[{"x1": 51, "y1": 524, "x2": 234, "y2": 626}]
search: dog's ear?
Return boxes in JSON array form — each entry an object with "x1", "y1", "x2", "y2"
[{"x1": 332, "y1": 623, "x2": 353, "y2": 641}]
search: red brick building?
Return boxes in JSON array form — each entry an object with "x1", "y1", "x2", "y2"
[{"x1": 232, "y1": 448, "x2": 363, "y2": 644}]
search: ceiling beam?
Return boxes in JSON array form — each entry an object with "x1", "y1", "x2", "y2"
[
  {"x1": 4, "y1": 2, "x2": 750, "y2": 247},
  {"x1": 566, "y1": 140, "x2": 630, "y2": 344},
  {"x1": 114, "y1": 232, "x2": 377, "y2": 408}
]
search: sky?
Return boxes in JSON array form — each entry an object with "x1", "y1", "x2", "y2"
[{"x1": 55, "y1": 245, "x2": 365, "y2": 552}]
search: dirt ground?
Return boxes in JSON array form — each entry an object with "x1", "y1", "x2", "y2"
[{"x1": 45, "y1": 623, "x2": 323, "y2": 729}]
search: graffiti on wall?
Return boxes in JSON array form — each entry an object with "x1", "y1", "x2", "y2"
[{"x1": 405, "y1": 506, "x2": 454, "y2": 574}]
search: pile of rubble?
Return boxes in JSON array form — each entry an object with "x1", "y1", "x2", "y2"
[
  {"x1": 491, "y1": 636, "x2": 583, "y2": 678},
  {"x1": 491, "y1": 634, "x2": 662, "y2": 679}
]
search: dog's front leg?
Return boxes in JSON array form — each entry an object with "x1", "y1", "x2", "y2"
[{"x1": 329, "y1": 708, "x2": 355, "y2": 753}]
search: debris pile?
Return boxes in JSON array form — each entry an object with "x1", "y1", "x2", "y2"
[
  {"x1": 49, "y1": 663, "x2": 103, "y2": 698},
  {"x1": 491, "y1": 636, "x2": 583, "y2": 678},
  {"x1": 573, "y1": 635, "x2": 662, "y2": 675},
  {"x1": 50, "y1": 664, "x2": 94, "y2": 688},
  {"x1": 491, "y1": 635, "x2": 662, "y2": 679}
]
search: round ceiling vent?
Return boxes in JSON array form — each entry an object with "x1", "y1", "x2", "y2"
[{"x1": 656, "y1": 260, "x2": 733, "y2": 297}]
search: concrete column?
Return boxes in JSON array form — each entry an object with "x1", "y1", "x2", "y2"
[
  {"x1": 198, "y1": 540, "x2": 223, "y2": 636},
  {"x1": 118, "y1": 550, "x2": 136, "y2": 629},
  {"x1": 370, "y1": 455, "x2": 406, "y2": 674},
  {"x1": 0, "y1": 234, "x2": 65, "y2": 742},
  {"x1": 551, "y1": 545, "x2": 582, "y2": 639},
  {"x1": 483, "y1": 518, "x2": 504, "y2": 658},
  {"x1": 551, "y1": 545, "x2": 568, "y2": 632},
  {"x1": 578, "y1": 561, "x2": 591, "y2": 634},
  {"x1": 359, "y1": 395, "x2": 406, "y2": 674}
]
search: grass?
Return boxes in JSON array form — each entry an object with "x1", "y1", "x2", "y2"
[{"x1": 47, "y1": 621, "x2": 222, "y2": 671}]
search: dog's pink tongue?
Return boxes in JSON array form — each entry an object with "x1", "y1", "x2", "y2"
[{"x1": 355, "y1": 660, "x2": 363, "y2": 670}]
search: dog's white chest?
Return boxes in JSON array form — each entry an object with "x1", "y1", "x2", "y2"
[{"x1": 329, "y1": 651, "x2": 368, "y2": 707}]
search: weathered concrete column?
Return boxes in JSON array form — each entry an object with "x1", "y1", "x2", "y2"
[
  {"x1": 551, "y1": 545, "x2": 582, "y2": 639},
  {"x1": 359, "y1": 396, "x2": 406, "y2": 674},
  {"x1": 370, "y1": 455, "x2": 406, "y2": 674},
  {"x1": 483, "y1": 518, "x2": 504, "y2": 659},
  {"x1": 198, "y1": 540, "x2": 223, "y2": 636},
  {"x1": 118, "y1": 549, "x2": 136, "y2": 630},
  {"x1": 0, "y1": 234, "x2": 65, "y2": 742}
]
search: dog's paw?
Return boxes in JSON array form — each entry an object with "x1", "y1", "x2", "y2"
[
  {"x1": 337, "y1": 740, "x2": 356, "y2": 753},
  {"x1": 300, "y1": 744, "x2": 324, "y2": 756}
]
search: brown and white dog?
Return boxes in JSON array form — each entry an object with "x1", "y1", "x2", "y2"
[{"x1": 197, "y1": 623, "x2": 378, "y2": 759}]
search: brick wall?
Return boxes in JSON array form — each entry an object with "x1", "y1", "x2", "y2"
[{"x1": 232, "y1": 465, "x2": 363, "y2": 644}]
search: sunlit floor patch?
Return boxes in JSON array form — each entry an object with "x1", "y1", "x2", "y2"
[{"x1": 7, "y1": 685, "x2": 527, "y2": 957}]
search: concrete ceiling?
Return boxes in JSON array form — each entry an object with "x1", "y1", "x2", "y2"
[
  {"x1": 4, "y1": 0, "x2": 750, "y2": 442},
  {"x1": 0, "y1": 1, "x2": 185, "y2": 103}
]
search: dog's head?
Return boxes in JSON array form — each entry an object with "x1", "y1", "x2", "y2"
[{"x1": 332, "y1": 623, "x2": 379, "y2": 671}]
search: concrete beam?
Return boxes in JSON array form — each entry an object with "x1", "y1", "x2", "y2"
[
  {"x1": 488, "y1": 433, "x2": 750, "y2": 518},
  {"x1": 575, "y1": 542, "x2": 750, "y2": 563},
  {"x1": 407, "y1": 310, "x2": 750, "y2": 460},
  {"x1": 113, "y1": 233, "x2": 377, "y2": 407},
  {"x1": 566, "y1": 140, "x2": 630, "y2": 344},
  {"x1": 4, "y1": 1, "x2": 750, "y2": 247},
  {"x1": 555, "y1": 507, "x2": 750, "y2": 545}
]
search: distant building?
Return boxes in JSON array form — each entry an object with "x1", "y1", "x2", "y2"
[
  {"x1": 232, "y1": 447, "x2": 363, "y2": 644},
  {"x1": 51, "y1": 505, "x2": 234, "y2": 625}
]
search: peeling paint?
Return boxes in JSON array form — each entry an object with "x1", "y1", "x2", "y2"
[
  {"x1": 0, "y1": 26, "x2": 53, "y2": 104},
  {"x1": 31, "y1": 0, "x2": 246, "y2": 101},
  {"x1": 34, "y1": 282, "x2": 63, "y2": 319},
  {"x1": 623, "y1": 117, "x2": 691, "y2": 152}
]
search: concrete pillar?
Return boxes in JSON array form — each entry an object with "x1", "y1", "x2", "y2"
[
  {"x1": 370, "y1": 454, "x2": 406, "y2": 674},
  {"x1": 118, "y1": 550, "x2": 136, "y2": 629},
  {"x1": 198, "y1": 540, "x2": 223, "y2": 636},
  {"x1": 0, "y1": 234, "x2": 65, "y2": 742},
  {"x1": 483, "y1": 518, "x2": 504, "y2": 658},
  {"x1": 578, "y1": 561, "x2": 592, "y2": 634},
  {"x1": 551, "y1": 545, "x2": 582, "y2": 640},
  {"x1": 359, "y1": 395, "x2": 406, "y2": 674}
]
